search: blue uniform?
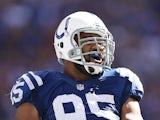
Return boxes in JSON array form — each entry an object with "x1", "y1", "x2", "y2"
[{"x1": 10, "y1": 67, "x2": 144, "y2": 120}]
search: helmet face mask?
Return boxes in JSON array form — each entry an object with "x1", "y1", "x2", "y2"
[{"x1": 54, "y1": 11, "x2": 115, "y2": 75}]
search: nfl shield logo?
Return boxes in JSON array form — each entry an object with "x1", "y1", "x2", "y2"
[{"x1": 76, "y1": 84, "x2": 84, "y2": 91}]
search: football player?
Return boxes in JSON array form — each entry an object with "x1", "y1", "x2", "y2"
[{"x1": 10, "y1": 11, "x2": 144, "y2": 120}]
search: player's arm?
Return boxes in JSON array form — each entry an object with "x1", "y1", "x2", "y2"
[
  {"x1": 10, "y1": 71, "x2": 46, "y2": 120},
  {"x1": 121, "y1": 97, "x2": 143, "y2": 120},
  {"x1": 15, "y1": 102, "x2": 40, "y2": 120}
]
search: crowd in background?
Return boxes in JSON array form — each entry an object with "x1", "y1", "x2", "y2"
[{"x1": 0, "y1": 0, "x2": 160, "y2": 119}]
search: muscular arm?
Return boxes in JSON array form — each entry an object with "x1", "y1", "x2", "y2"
[
  {"x1": 15, "y1": 103, "x2": 40, "y2": 120},
  {"x1": 121, "y1": 97, "x2": 143, "y2": 120}
]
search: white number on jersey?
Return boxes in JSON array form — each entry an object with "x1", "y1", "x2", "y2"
[
  {"x1": 10, "y1": 81, "x2": 25, "y2": 105},
  {"x1": 52, "y1": 93, "x2": 119, "y2": 120},
  {"x1": 10, "y1": 71, "x2": 43, "y2": 105}
]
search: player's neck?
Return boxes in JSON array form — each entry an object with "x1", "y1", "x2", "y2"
[
  {"x1": 63, "y1": 61, "x2": 92, "y2": 81},
  {"x1": 64, "y1": 69, "x2": 92, "y2": 81}
]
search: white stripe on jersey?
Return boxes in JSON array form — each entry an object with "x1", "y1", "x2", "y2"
[
  {"x1": 21, "y1": 74, "x2": 35, "y2": 90},
  {"x1": 29, "y1": 71, "x2": 43, "y2": 86}
]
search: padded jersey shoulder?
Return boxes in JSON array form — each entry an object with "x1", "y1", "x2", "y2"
[
  {"x1": 103, "y1": 67, "x2": 144, "y2": 101},
  {"x1": 10, "y1": 70, "x2": 62, "y2": 108},
  {"x1": 104, "y1": 67, "x2": 141, "y2": 80},
  {"x1": 114, "y1": 68, "x2": 143, "y2": 91},
  {"x1": 115, "y1": 67, "x2": 144, "y2": 101}
]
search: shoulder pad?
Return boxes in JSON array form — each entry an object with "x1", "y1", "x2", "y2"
[
  {"x1": 10, "y1": 71, "x2": 48, "y2": 107},
  {"x1": 115, "y1": 67, "x2": 138, "y2": 82},
  {"x1": 115, "y1": 67, "x2": 144, "y2": 101}
]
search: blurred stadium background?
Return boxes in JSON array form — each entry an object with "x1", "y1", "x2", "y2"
[{"x1": 0, "y1": 0, "x2": 160, "y2": 119}]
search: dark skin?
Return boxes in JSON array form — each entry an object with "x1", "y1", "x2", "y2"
[
  {"x1": 15, "y1": 32, "x2": 143, "y2": 120},
  {"x1": 76, "y1": 32, "x2": 105, "y2": 64}
]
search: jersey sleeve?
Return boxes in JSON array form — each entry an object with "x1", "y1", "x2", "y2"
[
  {"x1": 116, "y1": 68, "x2": 144, "y2": 102},
  {"x1": 10, "y1": 71, "x2": 47, "y2": 108}
]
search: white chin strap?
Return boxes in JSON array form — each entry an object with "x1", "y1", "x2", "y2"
[{"x1": 84, "y1": 63, "x2": 103, "y2": 75}]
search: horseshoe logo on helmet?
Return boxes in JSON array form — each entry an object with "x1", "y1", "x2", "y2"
[{"x1": 56, "y1": 17, "x2": 71, "y2": 39}]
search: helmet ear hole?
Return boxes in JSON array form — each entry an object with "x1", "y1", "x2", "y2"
[
  {"x1": 60, "y1": 42, "x2": 64, "y2": 48},
  {"x1": 74, "y1": 34, "x2": 78, "y2": 43}
]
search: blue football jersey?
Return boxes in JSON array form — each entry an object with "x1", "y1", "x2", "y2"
[{"x1": 10, "y1": 67, "x2": 144, "y2": 120}]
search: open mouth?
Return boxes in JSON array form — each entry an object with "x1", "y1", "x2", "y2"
[
  {"x1": 90, "y1": 53, "x2": 101, "y2": 60},
  {"x1": 89, "y1": 53, "x2": 104, "y2": 64}
]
